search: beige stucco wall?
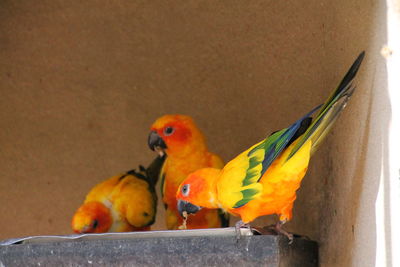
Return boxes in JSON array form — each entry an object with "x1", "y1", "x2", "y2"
[{"x1": 0, "y1": 1, "x2": 390, "y2": 266}]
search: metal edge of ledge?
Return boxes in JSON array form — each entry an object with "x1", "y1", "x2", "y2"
[{"x1": 0, "y1": 227, "x2": 253, "y2": 246}]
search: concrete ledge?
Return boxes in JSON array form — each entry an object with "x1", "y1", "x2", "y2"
[{"x1": 0, "y1": 228, "x2": 318, "y2": 266}]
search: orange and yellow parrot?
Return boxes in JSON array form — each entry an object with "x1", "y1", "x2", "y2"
[
  {"x1": 71, "y1": 156, "x2": 164, "y2": 233},
  {"x1": 176, "y1": 52, "x2": 365, "y2": 240},
  {"x1": 148, "y1": 115, "x2": 229, "y2": 229}
]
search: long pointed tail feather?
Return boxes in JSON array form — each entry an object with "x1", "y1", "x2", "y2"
[
  {"x1": 317, "y1": 51, "x2": 365, "y2": 116},
  {"x1": 286, "y1": 52, "x2": 365, "y2": 161},
  {"x1": 309, "y1": 85, "x2": 356, "y2": 154}
]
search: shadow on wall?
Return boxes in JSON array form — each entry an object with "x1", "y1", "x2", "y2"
[
  {"x1": 382, "y1": 80, "x2": 392, "y2": 267},
  {"x1": 350, "y1": 53, "x2": 391, "y2": 267},
  {"x1": 316, "y1": 1, "x2": 390, "y2": 265},
  {"x1": 280, "y1": 0, "x2": 390, "y2": 266}
]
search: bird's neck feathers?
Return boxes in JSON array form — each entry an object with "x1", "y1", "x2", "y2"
[
  {"x1": 190, "y1": 168, "x2": 221, "y2": 209},
  {"x1": 167, "y1": 136, "x2": 208, "y2": 159}
]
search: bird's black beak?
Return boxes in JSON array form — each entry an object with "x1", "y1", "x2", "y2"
[
  {"x1": 148, "y1": 131, "x2": 167, "y2": 152},
  {"x1": 177, "y1": 200, "x2": 201, "y2": 217}
]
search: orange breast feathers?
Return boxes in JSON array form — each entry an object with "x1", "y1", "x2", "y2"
[
  {"x1": 162, "y1": 150, "x2": 224, "y2": 229},
  {"x1": 71, "y1": 170, "x2": 157, "y2": 233},
  {"x1": 148, "y1": 114, "x2": 227, "y2": 230}
]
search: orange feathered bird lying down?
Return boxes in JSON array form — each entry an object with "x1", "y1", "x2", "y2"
[
  {"x1": 176, "y1": 52, "x2": 365, "y2": 240},
  {"x1": 148, "y1": 114, "x2": 229, "y2": 230},
  {"x1": 71, "y1": 156, "x2": 164, "y2": 233}
]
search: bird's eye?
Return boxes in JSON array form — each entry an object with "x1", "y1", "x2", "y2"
[
  {"x1": 164, "y1": 126, "x2": 175, "y2": 136},
  {"x1": 182, "y1": 184, "x2": 190, "y2": 196}
]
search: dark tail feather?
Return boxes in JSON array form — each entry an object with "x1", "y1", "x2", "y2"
[
  {"x1": 126, "y1": 155, "x2": 165, "y2": 187},
  {"x1": 144, "y1": 155, "x2": 166, "y2": 186},
  {"x1": 317, "y1": 51, "x2": 365, "y2": 116},
  {"x1": 218, "y1": 209, "x2": 230, "y2": 228},
  {"x1": 287, "y1": 52, "x2": 365, "y2": 160}
]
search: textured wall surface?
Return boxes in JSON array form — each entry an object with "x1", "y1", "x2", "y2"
[{"x1": 0, "y1": 1, "x2": 385, "y2": 266}]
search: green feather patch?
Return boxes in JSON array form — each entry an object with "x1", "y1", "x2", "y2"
[
  {"x1": 233, "y1": 187, "x2": 262, "y2": 209},
  {"x1": 242, "y1": 155, "x2": 263, "y2": 186},
  {"x1": 241, "y1": 188, "x2": 260, "y2": 199}
]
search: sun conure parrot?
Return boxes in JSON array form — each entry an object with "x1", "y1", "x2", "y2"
[
  {"x1": 148, "y1": 114, "x2": 229, "y2": 229},
  {"x1": 71, "y1": 155, "x2": 164, "y2": 233},
  {"x1": 176, "y1": 52, "x2": 365, "y2": 241}
]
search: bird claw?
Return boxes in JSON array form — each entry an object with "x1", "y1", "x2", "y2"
[
  {"x1": 265, "y1": 221, "x2": 294, "y2": 244},
  {"x1": 235, "y1": 220, "x2": 251, "y2": 240},
  {"x1": 285, "y1": 232, "x2": 294, "y2": 244}
]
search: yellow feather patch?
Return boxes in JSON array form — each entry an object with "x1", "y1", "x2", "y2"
[{"x1": 217, "y1": 141, "x2": 265, "y2": 209}]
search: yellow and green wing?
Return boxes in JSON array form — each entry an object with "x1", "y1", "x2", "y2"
[{"x1": 218, "y1": 108, "x2": 318, "y2": 209}]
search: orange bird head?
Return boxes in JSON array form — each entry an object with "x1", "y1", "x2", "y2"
[
  {"x1": 71, "y1": 201, "x2": 113, "y2": 234},
  {"x1": 148, "y1": 114, "x2": 207, "y2": 157},
  {"x1": 176, "y1": 168, "x2": 221, "y2": 217}
]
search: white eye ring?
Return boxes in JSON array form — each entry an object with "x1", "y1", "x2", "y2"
[
  {"x1": 182, "y1": 184, "x2": 190, "y2": 196},
  {"x1": 163, "y1": 126, "x2": 175, "y2": 136}
]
